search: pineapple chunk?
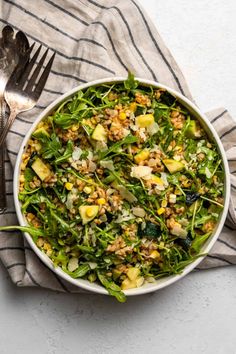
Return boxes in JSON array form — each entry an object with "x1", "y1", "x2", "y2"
[
  {"x1": 121, "y1": 268, "x2": 143, "y2": 290},
  {"x1": 163, "y1": 159, "x2": 184, "y2": 174},
  {"x1": 136, "y1": 114, "x2": 154, "y2": 128},
  {"x1": 127, "y1": 267, "x2": 140, "y2": 281},
  {"x1": 185, "y1": 120, "x2": 201, "y2": 139},
  {"x1": 32, "y1": 127, "x2": 49, "y2": 139},
  {"x1": 92, "y1": 124, "x2": 107, "y2": 141},
  {"x1": 31, "y1": 158, "x2": 51, "y2": 181},
  {"x1": 121, "y1": 275, "x2": 145, "y2": 290},
  {"x1": 121, "y1": 278, "x2": 136, "y2": 290},
  {"x1": 134, "y1": 149, "x2": 150, "y2": 164},
  {"x1": 79, "y1": 205, "x2": 99, "y2": 224}
]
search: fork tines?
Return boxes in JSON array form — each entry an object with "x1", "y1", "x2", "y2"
[{"x1": 7, "y1": 43, "x2": 55, "y2": 100}]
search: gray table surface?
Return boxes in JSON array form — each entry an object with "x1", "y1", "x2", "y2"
[{"x1": 0, "y1": 1, "x2": 236, "y2": 353}]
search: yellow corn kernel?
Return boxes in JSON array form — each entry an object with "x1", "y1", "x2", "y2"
[
  {"x1": 37, "y1": 237, "x2": 44, "y2": 247},
  {"x1": 43, "y1": 242, "x2": 52, "y2": 251},
  {"x1": 157, "y1": 207, "x2": 165, "y2": 215},
  {"x1": 174, "y1": 145, "x2": 183, "y2": 152},
  {"x1": 46, "y1": 249, "x2": 53, "y2": 257},
  {"x1": 97, "y1": 198, "x2": 106, "y2": 205},
  {"x1": 174, "y1": 188, "x2": 182, "y2": 195},
  {"x1": 86, "y1": 207, "x2": 96, "y2": 217},
  {"x1": 19, "y1": 174, "x2": 25, "y2": 183},
  {"x1": 119, "y1": 112, "x2": 127, "y2": 121},
  {"x1": 182, "y1": 179, "x2": 191, "y2": 188},
  {"x1": 83, "y1": 186, "x2": 92, "y2": 194},
  {"x1": 213, "y1": 175, "x2": 218, "y2": 185},
  {"x1": 149, "y1": 250, "x2": 161, "y2": 260},
  {"x1": 27, "y1": 213, "x2": 35, "y2": 222},
  {"x1": 34, "y1": 142, "x2": 42, "y2": 152},
  {"x1": 134, "y1": 149, "x2": 150, "y2": 164},
  {"x1": 129, "y1": 102, "x2": 137, "y2": 112},
  {"x1": 37, "y1": 122, "x2": 44, "y2": 128},
  {"x1": 65, "y1": 182, "x2": 73, "y2": 190},
  {"x1": 71, "y1": 124, "x2": 79, "y2": 132},
  {"x1": 161, "y1": 199, "x2": 168, "y2": 207}
]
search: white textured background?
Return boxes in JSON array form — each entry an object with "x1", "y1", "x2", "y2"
[
  {"x1": 0, "y1": 1, "x2": 236, "y2": 353},
  {"x1": 143, "y1": 0, "x2": 236, "y2": 117}
]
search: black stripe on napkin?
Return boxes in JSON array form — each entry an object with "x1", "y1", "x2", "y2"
[
  {"x1": 7, "y1": 149, "x2": 17, "y2": 156},
  {"x1": 88, "y1": 0, "x2": 157, "y2": 80},
  {"x1": 43, "y1": 0, "x2": 89, "y2": 26},
  {"x1": 9, "y1": 130, "x2": 25, "y2": 138},
  {"x1": 207, "y1": 254, "x2": 233, "y2": 265},
  {"x1": 218, "y1": 238, "x2": 236, "y2": 252},
  {"x1": 50, "y1": 69, "x2": 87, "y2": 83},
  {"x1": 5, "y1": 0, "x2": 106, "y2": 51},
  {"x1": 16, "y1": 116, "x2": 33, "y2": 124},
  {"x1": 4, "y1": 0, "x2": 84, "y2": 42},
  {"x1": 53, "y1": 273, "x2": 71, "y2": 293},
  {"x1": 7, "y1": 262, "x2": 26, "y2": 270},
  {"x1": 0, "y1": 19, "x2": 115, "y2": 75},
  {"x1": 211, "y1": 109, "x2": 227, "y2": 123},
  {"x1": 0, "y1": 246, "x2": 25, "y2": 252},
  {"x1": 25, "y1": 268, "x2": 42, "y2": 286},
  {"x1": 220, "y1": 126, "x2": 236, "y2": 139},
  {"x1": 92, "y1": 21, "x2": 129, "y2": 71}
]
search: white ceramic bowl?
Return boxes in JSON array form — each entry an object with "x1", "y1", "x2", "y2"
[{"x1": 14, "y1": 77, "x2": 230, "y2": 296}]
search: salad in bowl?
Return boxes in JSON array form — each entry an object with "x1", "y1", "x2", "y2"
[{"x1": 2, "y1": 74, "x2": 229, "y2": 302}]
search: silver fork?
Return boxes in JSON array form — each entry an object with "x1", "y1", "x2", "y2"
[
  {"x1": 0, "y1": 25, "x2": 29, "y2": 212},
  {"x1": 0, "y1": 44, "x2": 55, "y2": 148}
]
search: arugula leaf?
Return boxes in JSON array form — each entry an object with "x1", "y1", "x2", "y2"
[
  {"x1": 21, "y1": 192, "x2": 56, "y2": 213},
  {"x1": 35, "y1": 132, "x2": 62, "y2": 159},
  {"x1": 124, "y1": 72, "x2": 138, "y2": 90},
  {"x1": 97, "y1": 272, "x2": 126, "y2": 302},
  {"x1": 65, "y1": 263, "x2": 91, "y2": 278},
  {"x1": 24, "y1": 167, "x2": 36, "y2": 191},
  {"x1": 54, "y1": 112, "x2": 77, "y2": 129},
  {"x1": 50, "y1": 209, "x2": 78, "y2": 237},
  {"x1": 191, "y1": 233, "x2": 211, "y2": 253},
  {"x1": 52, "y1": 250, "x2": 68, "y2": 267},
  {"x1": 99, "y1": 135, "x2": 137, "y2": 159},
  {"x1": 55, "y1": 140, "x2": 73, "y2": 165},
  {"x1": 0, "y1": 225, "x2": 44, "y2": 241}
]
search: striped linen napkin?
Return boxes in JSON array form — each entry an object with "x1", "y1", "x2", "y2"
[{"x1": 0, "y1": 0, "x2": 235, "y2": 292}]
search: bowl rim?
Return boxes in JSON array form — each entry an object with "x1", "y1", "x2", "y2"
[{"x1": 13, "y1": 76, "x2": 231, "y2": 296}]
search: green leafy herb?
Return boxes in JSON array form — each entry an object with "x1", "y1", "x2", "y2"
[
  {"x1": 97, "y1": 272, "x2": 126, "y2": 303},
  {"x1": 124, "y1": 72, "x2": 138, "y2": 91}
]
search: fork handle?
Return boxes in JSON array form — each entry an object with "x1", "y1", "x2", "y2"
[
  {"x1": 0, "y1": 100, "x2": 7, "y2": 213},
  {"x1": 0, "y1": 109, "x2": 18, "y2": 148}
]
